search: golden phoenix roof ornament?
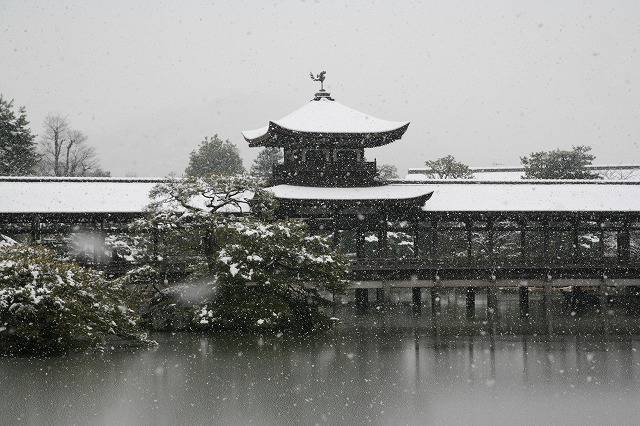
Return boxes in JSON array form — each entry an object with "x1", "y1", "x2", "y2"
[{"x1": 310, "y1": 71, "x2": 326, "y2": 91}]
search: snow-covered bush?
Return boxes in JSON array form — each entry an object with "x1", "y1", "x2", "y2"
[
  {"x1": 145, "y1": 280, "x2": 217, "y2": 331},
  {"x1": 0, "y1": 244, "x2": 150, "y2": 355},
  {"x1": 128, "y1": 174, "x2": 276, "y2": 269},
  {"x1": 117, "y1": 264, "x2": 162, "y2": 297},
  {"x1": 196, "y1": 219, "x2": 349, "y2": 333},
  {"x1": 0, "y1": 234, "x2": 17, "y2": 248},
  {"x1": 133, "y1": 175, "x2": 349, "y2": 333}
]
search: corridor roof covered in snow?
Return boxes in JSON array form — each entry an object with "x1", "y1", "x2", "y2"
[
  {"x1": 1, "y1": 177, "x2": 640, "y2": 216},
  {"x1": 413, "y1": 180, "x2": 640, "y2": 212},
  {"x1": 268, "y1": 181, "x2": 640, "y2": 212},
  {"x1": 0, "y1": 177, "x2": 162, "y2": 215}
]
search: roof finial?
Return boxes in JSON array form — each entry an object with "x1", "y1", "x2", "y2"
[
  {"x1": 309, "y1": 71, "x2": 334, "y2": 101},
  {"x1": 310, "y1": 71, "x2": 326, "y2": 91}
]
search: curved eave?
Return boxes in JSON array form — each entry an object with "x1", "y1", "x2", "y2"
[
  {"x1": 276, "y1": 190, "x2": 432, "y2": 201},
  {"x1": 279, "y1": 191, "x2": 432, "y2": 207},
  {"x1": 245, "y1": 122, "x2": 410, "y2": 148},
  {"x1": 269, "y1": 184, "x2": 433, "y2": 209}
]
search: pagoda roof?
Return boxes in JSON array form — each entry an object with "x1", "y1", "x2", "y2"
[{"x1": 242, "y1": 98, "x2": 409, "y2": 148}]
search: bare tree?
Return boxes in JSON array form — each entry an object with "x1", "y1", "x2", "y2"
[
  {"x1": 64, "y1": 130, "x2": 101, "y2": 176},
  {"x1": 600, "y1": 168, "x2": 640, "y2": 180},
  {"x1": 38, "y1": 114, "x2": 108, "y2": 176},
  {"x1": 39, "y1": 114, "x2": 69, "y2": 176}
]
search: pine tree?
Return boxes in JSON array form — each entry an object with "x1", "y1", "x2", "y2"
[
  {"x1": 198, "y1": 218, "x2": 349, "y2": 332},
  {"x1": 0, "y1": 95, "x2": 38, "y2": 176},
  {"x1": 0, "y1": 244, "x2": 150, "y2": 355},
  {"x1": 130, "y1": 175, "x2": 348, "y2": 333},
  {"x1": 424, "y1": 155, "x2": 473, "y2": 179},
  {"x1": 521, "y1": 146, "x2": 601, "y2": 179},
  {"x1": 249, "y1": 147, "x2": 283, "y2": 179},
  {"x1": 377, "y1": 164, "x2": 399, "y2": 180},
  {"x1": 185, "y1": 135, "x2": 245, "y2": 177}
]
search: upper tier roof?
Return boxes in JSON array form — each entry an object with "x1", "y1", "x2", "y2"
[{"x1": 241, "y1": 97, "x2": 410, "y2": 148}]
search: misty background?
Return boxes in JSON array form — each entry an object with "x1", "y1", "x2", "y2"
[{"x1": 1, "y1": 0, "x2": 639, "y2": 177}]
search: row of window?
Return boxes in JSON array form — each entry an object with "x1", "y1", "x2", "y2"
[
  {"x1": 285, "y1": 148, "x2": 363, "y2": 163},
  {"x1": 332, "y1": 229, "x2": 638, "y2": 263}
]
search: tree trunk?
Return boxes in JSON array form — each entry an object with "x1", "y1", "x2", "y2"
[
  {"x1": 64, "y1": 140, "x2": 74, "y2": 176},
  {"x1": 53, "y1": 132, "x2": 62, "y2": 176},
  {"x1": 202, "y1": 230, "x2": 218, "y2": 271}
]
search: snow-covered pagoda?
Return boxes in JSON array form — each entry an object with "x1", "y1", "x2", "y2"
[
  {"x1": 241, "y1": 73, "x2": 434, "y2": 262},
  {"x1": 242, "y1": 72, "x2": 409, "y2": 187}
]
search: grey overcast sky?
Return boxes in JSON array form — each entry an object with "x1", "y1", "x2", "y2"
[{"x1": 2, "y1": 0, "x2": 639, "y2": 177}]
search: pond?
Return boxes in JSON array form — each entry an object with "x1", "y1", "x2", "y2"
[{"x1": 2, "y1": 291, "x2": 640, "y2": 426}]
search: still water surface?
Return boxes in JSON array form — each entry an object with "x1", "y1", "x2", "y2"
[{"x1": 2, "y1": 291, "x2": 640, "y2": 426}]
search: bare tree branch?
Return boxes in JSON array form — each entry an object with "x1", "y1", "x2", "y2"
[{"x1": 37, "y1": 114, "x2": 107, "y2": 176}]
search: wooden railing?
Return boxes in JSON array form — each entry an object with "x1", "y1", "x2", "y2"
[
  {"x1": 349, "y1": 257, "x2": 640, "y2": 280},
  {"x1": 349, "y1": 256, "x2": 640, "y2": 270}
]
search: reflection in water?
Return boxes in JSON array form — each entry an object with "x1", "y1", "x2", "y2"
[{"x1": 2, "y1": 291, "x2": 640, "y2": 425}]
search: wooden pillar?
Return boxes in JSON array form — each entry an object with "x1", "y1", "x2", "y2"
[
  {"x1": 431, "y1": 285, "x2": 441, "y2": 316},
  {"x1": 487, "y1": 219, "x2": 495, "y2": 264},
  {"x1": 376, "y1": 287, "x2": 385, "y2": 305},
  {"x1": 466, "y1": 224, "x2": 473, "y2": 265},
  {"x1": 30, "y1": 215, "x2": 41, "y2": 244},
  {"x1": 543, "y1": 218, "x2": 550, "y2": 264},
  {"x1": 599, "y1": 277, "x2": 608, "y2": 315},
  {"x1": 572, "y1": 218, "x2": 580, "y2": 263},
  {"x1": 487, "y1": 285, "x2": 498, "y2": 321},
  {"x1": 93, "y1": 220, "x2": 106, "y2": 264},
  {"x1": 331, "y1": 229, "x2": 339, "y2": 248},
  {"x1": 412, "y1": 287, "x2": 422, "y2": 314},
  {"x1": 383, "y1": 212, "x2": 389, "y2": 258},
  {"x1": 331, "y1": 212, "x2": 340, "y2": 248},
  {"x1": 520, "y1": 220, "x2": 527, "y2": 265},
  {"x1": 379, "y1": 229, "x2": 388, "y2": 258},
  {"x1": 430, "y1": 219, "x2": 438, "y2": 263},
  {"x1": 152, "y1": 227, "x2": 160, "y2": 263},
  {"x1": 356, "y1": 228, "x2": 364, "y2": 258},
  {"x1": 543, "y1": 281, "x2": 553, "y2": 335},
  {"x1": 466, "y1": 287, "x2": 476, "y2": 320},
  {"x1": 570, "y1": 286, "x2": 584, "y2": 313},
  {"x1": 542, "y1": 283, "x2": 552, "y2": 314},
  {"x1": 355, "y1": 288, "x2": 369, "y2": 310},
  {"x1": 487, "y1": 283, "x2": 498, "y2": 335},
  {"x1": 412, "y1": 223, "x2": 420, "y2": 258},
  {"x1": 618, "y1": 225, "x2": 631, "y2": 263},
  {"x1": 626, "y1": 286, "x2": 640, "y2": 315},
  {"x1": 599, "y1": 219, "x2": 605, "y2": 264},
  {"x1": 519, "y1": 285, "x2": 530, "y2": 318}
]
